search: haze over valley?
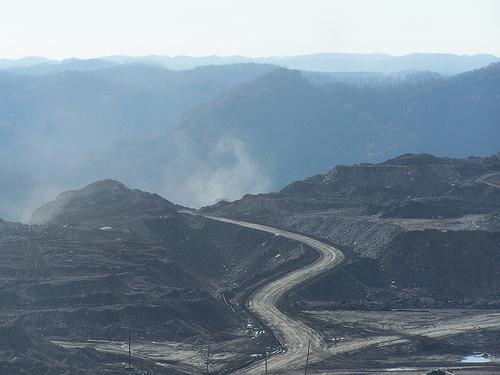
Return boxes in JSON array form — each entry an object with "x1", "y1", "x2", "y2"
[{"x1": 1, "y1": 57, "x2": 499, "y2": 221}]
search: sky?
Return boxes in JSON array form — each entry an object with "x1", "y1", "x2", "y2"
[{"x1": 1, "y1": 0, "x2": 499, "y2": 59}]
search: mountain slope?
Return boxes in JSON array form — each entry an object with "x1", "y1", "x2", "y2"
[{"x1": 162, "y1": 64, "x2": 500, "y2": 208}]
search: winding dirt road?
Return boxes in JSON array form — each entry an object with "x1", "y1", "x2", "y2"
[{"x1": 204, "y1": 215, "x2": 344, "y2": 374}]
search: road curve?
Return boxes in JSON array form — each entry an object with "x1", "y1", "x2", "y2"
[
  {"x1": 477, "y1": 172, "x2": 500, "y2": 189},
  {"x1": 203, "y1": 215, "x2": 344, "y2": 375}
]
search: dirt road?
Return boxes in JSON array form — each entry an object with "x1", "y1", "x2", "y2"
[
  {"x1": 477, "y1": 172, "x2": 500, "y2": 189},
  {"x1": 308, "y1": 310, "x2": 500, "y2": 356},
  {"x1": 204, "y1": 215, "x2": 345, "y2": 374}
]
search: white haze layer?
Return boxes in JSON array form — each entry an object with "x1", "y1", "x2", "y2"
[{"x1": 161, "y1": 135, "x2": 271, "y2": 208}]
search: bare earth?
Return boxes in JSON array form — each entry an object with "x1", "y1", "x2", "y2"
[{"x1": 54, "y1": 215, "x2": 500, "y2": 374}]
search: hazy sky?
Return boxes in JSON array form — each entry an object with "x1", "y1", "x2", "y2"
[{"x1": 1, "y1": 0, "x2": 499, "y2": 59}]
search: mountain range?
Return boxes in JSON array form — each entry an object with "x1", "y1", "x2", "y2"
[
  {"x1": 1, "y1": 60, "x2": 499, "y2": 221},
  {"x1": 2, "y1": 53, "x2": 499, "y2": 74}
]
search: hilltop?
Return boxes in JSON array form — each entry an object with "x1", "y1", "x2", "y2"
[{"x1": 31, "y1": 179, "x2": 179, "y2": 226}]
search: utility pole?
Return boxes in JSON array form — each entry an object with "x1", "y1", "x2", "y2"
[
  {"x1": 304, "y1": 340, "x2": 311, "y2": 375},
  {"x1": 205, "y1": 338, "x2": 211, "y2": 374},
  {"x1": 264, "y1": 350, "x2": 268, "y2": 375},
  {"x1": 128, "y1": 322, "x2": 131, "y2": 369}
]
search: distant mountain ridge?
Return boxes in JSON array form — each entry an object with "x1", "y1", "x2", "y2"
[{"x1": 2, "y1": 52, "x2": 499, "y2": 74}]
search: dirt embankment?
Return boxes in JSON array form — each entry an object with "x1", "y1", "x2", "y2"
[
  {"x1": 204, "y1": 154, "x2": 500, "y2": 310},
  {"x1": 276, "y1": 212, "x2": 500, "y2": 310}
]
